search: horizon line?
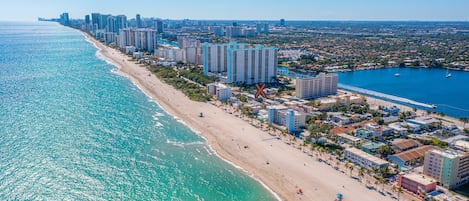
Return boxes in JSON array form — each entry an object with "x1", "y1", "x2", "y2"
[{"x1": 18, "y1": 17, "x2": 469, "y2": 23}]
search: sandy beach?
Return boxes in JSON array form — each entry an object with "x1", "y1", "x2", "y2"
[{"x1": 82, "y1": 32, "x2": 399, "y2": 201}]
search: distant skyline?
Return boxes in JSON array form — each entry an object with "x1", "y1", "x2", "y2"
[{"x1": 1, "y1": 0, "x2": 469, "y2": 21}]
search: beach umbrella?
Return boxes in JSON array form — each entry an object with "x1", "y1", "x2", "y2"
[{"x1": 336, "y1": 193, "x2": 343, "y2": 199}]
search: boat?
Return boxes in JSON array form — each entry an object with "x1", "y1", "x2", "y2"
[
  {"x1": 394, "y1": 73, "x2": 400, "y2": 77},
  {"x1": 445, "y1": 69, "x2": 452, "y2": 78}
]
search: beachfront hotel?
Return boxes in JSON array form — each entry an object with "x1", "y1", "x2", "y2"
[
  {"x1": 203, "y1": 42, "x2": 278, "y2": 85},
  {"x1": 295, "y1": 73, "x2": 338, "y2": 99},
  {"x1": 423, "y1": 149, "x2": 469, "y2": 189},
  {"x1": 344, "y1": 147, "x2": 389, "y2": 170}
]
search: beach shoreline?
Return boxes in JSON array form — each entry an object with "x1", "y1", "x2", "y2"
[
  {"x1": 80, "y1": 31, "x2": 282, "y2": 200},
  {"x1": 79, "y1": 29, "x2": 399, "y2": 201}
]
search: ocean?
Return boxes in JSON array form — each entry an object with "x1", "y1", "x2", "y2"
[
  {"x1": 0, "y1": 22, "x2": 275, "y2": 200},
  {"x1": 337, "y1": 67, "x2": 469, "y2": 118}
]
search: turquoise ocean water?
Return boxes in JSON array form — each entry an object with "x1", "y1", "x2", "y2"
[{"x1": 0, "y1": 22, "x2": 275, "y2": 200}]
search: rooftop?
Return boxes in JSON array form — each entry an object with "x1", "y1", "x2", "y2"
[
  {"x1": 391, "y1": 139, "x2": 421, "y2": 151},
  {"x1": 408, "y1": 116, "x2": 439, "y2": 125},
  {"x1": 391, "y1": 145, "x2": 435, "y2": 162},
  {"x1": 430, "y1": 149, "x2": 468, "y2": 159},
  {"x1": 443, "y1": 135, "x2": 469, "y2": 144},
  {"x1": 346, "y1": 147, "x2": 389, "y2": 165},
  {"x1": 338, "y1": 133, "x2": 362, "y2": 142},
  {"x1": 454, "y1": 140, "x2": 469, "y2": 151},
  {"x1": 362, "y1": 142, "x2": 385, "y2": 150},
  {"x1": 268, "y1": 105, "x2": 288, "y2": 110},
  {"x1": 331, "y1": 126, "x2": 355, "y2": 134},
  {"x1": 402, "y1": 173, "x2": 437, "y2": 186}
]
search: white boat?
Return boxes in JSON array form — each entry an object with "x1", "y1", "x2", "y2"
[
  {"x1": 394, "y1": 73, "x2": 400, "y2": 77},
  {"x1": 445, "y1": 69, "x2": 452, "y2": 78}
]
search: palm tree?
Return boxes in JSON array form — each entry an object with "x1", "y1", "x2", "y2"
[
  {"x1": 290, "y1": 136, "x2": 297, "y2": 146},
  {"x1": 301, "y1": 140, "x2": 308, "y2": 152},
  {"x1": 280, "y1": 130, "x2": 287, "y2": 142},
  {"x1": 310, "y1": 144, "x2": 316, "y2": 156},
  {"x1": 371, "y1": 167, "x2": 378, "y2": 176},
  {"x1": 318, "y1": 147, "x2": 326, "y2": 161},
  {"x1": 358, "y1": 167, "x2": 365, "y2": 183},
  {"x1": 396, "y1": 187, "x2": 403, "y2": 201},
  {"x1": 334, "y1": 150, "x2": 344, "y2": 160},
  {"x1": 348, "y1": 165, "x2": 354, "y2": 177},
  {"x1": 378, "y1": 176, "x2": 387, "y2": 193}
]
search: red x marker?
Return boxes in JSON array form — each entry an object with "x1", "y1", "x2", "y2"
[{"x1": 255, "y1": 83, "x2": 266, "y2": 98}]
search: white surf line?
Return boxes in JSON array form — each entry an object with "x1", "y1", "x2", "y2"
[
  {"x1": 78, "y1": 29, "x2": 282, "y2": 201},
  {"x1": 338, "y1": 83, "x2": 436, "y2": 109}
]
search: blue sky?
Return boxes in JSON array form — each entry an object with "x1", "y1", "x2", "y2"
[{"x1": 1, "y1": 0, "x2": 468, "y2": 21}]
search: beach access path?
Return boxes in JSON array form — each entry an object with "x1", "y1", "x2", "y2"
[{"x1": 82, "y1": 32, "x2": 396, "y2": 201}]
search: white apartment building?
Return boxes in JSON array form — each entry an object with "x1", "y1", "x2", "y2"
[
  {"x1": 203, "y1": 42, "x2": 247, "y2": 75},
  {"x1": 267, "y1": 106, "x2": 306, "y2": 133},
  {"x1": 227, "y1": 45, "x2": 277, "y2": 85},
  {"x1": 344, "y1": 147, "x2": 389, "y2": 170},
  {"x1": 207, "y1": 83, "x2": 232, "y2": 101},
  {"x1": 155, "y1": 46, "x2": 185, "y2": 62},
  {"x1": 119, "y1": 28, "x2": 157, "y2": 52},
  {"x1": 296, "y1": 73, "x2": 338, "y2": 99}
]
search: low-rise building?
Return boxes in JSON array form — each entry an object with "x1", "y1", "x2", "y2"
[
  {"x1": 397, "y1": 173, "x2": 437, "y2": 197},
  {"x1": 391, "y1": 139, "x2": 421, "y2": 153},
  {"x1": 330, "y1": 126, "x2": 356, "y2": 135},
  {"x1": 337, "y1": 133, "x2": 363, "y2": 146},
  {"x1": 124, "y1": 46, "x2": 136, "y2": 54},
  {"x1": 344, "y1": 147, "x2": 389, "y2": 170},
  {"x1": 423, "y1": 149, "x2": 469, "y2": 189},
  {"x1": 383, "y1": 106, "x2": 400, "y2": 116},
  {"x1": 407, "y1": 116, "x2": 439, "y2": 129},
  {"x1": 388, "y1": 122, "x2": 408, "y2": 135},
  {"x1": 133, "y1": 52, "x2": 144, "y2": 60},
  {"x1": 365, "y1": 123, "x2": 393, "y2": 138},
  {"x1": 316, "y1": 94, "x2": 366, "y2": 111},
  {"x1": 361, "y1": 142, "x2": 385, "y2": 154},
  {"x1": 207, "y1": 83, "x2": 231, "y2": 101},
  {"x1": 453, "y1": 140, "x2": 469, "y2": 152},
  {"x1": 332, "y1": 114, "x2": 351, "y2": 125},
  {"x1": 388, "y1": 145, "x2": 435, "y2": 171},
  {"x1": 268, "y1": 106, "x2": 306, "y2": 133},
  {"x1": 355, "y1": 128, "x2": 374, "y2": 139}
]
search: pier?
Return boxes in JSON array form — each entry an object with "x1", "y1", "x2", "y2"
[{"x1": 338, "y1": 84, "x2": 436, "y2": 109}]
